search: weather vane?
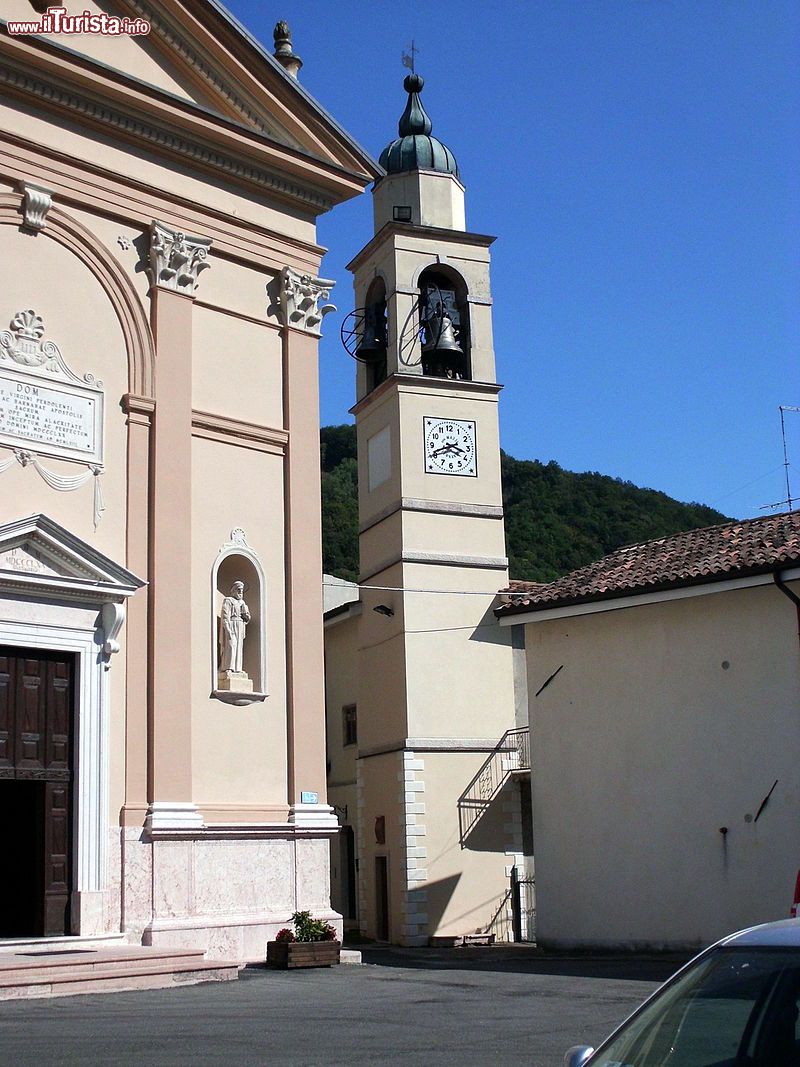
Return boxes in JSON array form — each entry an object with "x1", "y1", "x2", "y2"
[{"x1": 402, "y1": 40, "x2": 419, "y2": 73}]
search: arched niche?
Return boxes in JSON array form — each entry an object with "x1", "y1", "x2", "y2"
[
  {"x1": 362, "y1": 277, "x2": 388, "y2": 394},
  {"x1": 0, "y1": 194, "x2": 155, "y2": 398},
  {"x1": 211, "y1": 532, "x2": 267, "y2": 706},
  {"x1": 417, "y1": 264, "x2": 471, "y2": 381}
]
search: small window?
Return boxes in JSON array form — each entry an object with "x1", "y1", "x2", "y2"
[
  {"x1": 393, "y1": 205, "x2": 412, "y2": 222},
  {"x1": 342, "y1": 704, "x2": 357, "y2": 747}
]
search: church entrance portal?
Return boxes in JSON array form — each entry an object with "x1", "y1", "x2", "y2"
[{"x1": 0, "y1": 647, "x2": 74, "y2": 938}]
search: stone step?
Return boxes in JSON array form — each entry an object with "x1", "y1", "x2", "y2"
[
  {"x1": 0, "y1": 946, "x2": 206, "y2": 981},
  {"x1": 0, "y1": 947, "x2": 239, "y2": 1000},
  {"x1": 0, "y1": 934, "x2": 127, "y2": 955}
]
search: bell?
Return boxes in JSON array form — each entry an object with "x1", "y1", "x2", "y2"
[
  {"x1": 356, "y1": 304, "x2": 387, "y2": 361},
  {"x1": 422, "y1": 302, "x2": 462, "y2": 356},
  {"x1": 355, "y1": 332, "x2": 386, "y2": 361}
]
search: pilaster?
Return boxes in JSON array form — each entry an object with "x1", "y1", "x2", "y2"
[
  {"x1": 121, "y1": 394, "x2": 154, "y2": 824},
  {"x1": 146, "y1": 222, "x2": 210, "y2": 825},
  {"x1": 280, "y1": 269, "x2": 333, "y2": 812}
]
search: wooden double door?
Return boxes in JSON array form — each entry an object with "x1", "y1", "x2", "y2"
[{"x1": 0, "y1": 647, "x2": 74, "y2": 938}]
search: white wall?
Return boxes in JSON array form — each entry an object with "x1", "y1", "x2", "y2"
[{"x1": 526, "y1": 579, "x2": 800, "y2": 951}]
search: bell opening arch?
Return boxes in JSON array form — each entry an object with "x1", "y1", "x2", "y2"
[{"x1": 416, "y1": 264, "x2": 471, "y2": 382}]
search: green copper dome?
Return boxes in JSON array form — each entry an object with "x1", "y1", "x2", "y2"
[{"x1": 379, "y1": 74, "x2": 460, "y2": 179}]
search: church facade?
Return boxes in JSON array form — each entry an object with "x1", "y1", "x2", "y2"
[{"x1": 0, "y1": 2, "x2": 376, "y2": 960}]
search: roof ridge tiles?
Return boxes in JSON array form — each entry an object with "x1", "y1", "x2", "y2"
[{"x1": 498, "y1": 510, "x2": 800, "y2": 616}]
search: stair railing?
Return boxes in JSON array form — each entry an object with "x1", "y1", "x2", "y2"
[{"x1": 457, "y1": 726, "x2": 529, "y2": 847}]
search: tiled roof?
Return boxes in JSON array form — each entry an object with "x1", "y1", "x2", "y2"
[{"x1": 497, "y1": 510, "x2": 800, "y2": 617}]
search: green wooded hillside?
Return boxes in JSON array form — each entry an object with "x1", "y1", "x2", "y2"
[{"x1": 321, "y1": 424, "x2": 730, "y2": 583}]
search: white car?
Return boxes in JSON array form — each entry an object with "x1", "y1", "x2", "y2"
[{"x1": 565, "y1": 918, "x2": 800, "y2": 1066}]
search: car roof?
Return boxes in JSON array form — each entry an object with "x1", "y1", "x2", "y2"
[{"x1": 720, "y1": 918, "x2": 800, "y2": 948}]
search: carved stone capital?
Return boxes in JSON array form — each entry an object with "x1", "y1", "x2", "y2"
[
  {"x1": 149, "y1": 221, "x2": 211, "y2": 296},
  {"x1": 279, "y1": 266, "x2": 336, "y2": 336},
  {"x1": 19, "y1": 182, "x2": 53, "y2": 232}
]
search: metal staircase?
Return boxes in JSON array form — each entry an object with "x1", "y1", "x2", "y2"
[{"x1": 457, "y1": 727, "x2": 530, "y2": 847}]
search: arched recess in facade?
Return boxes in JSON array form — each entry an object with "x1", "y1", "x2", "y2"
[
  {"x1": 0, "y1": 194, "x2": 155, "y2": 398},
  {"x1": 0, "y1": 192, "x2": 154, "y2": 937},
  {"x1": 211, "y1": 539, "x2": 268, "y2": 703}
]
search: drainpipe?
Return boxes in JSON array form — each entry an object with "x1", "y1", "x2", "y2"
[{"x1": 773, "y1": 571, "x2": 800, "y2": 652}]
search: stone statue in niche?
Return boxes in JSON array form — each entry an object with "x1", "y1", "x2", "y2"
[{"x1": 217, "y1": 580, "x2": 253, "y2": 693}]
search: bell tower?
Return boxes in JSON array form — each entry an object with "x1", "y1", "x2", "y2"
[{"x1": 345, "y1": 74, "x2": 520, "y2": 945}]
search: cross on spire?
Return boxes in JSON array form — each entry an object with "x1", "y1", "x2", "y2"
[{"x1": 402, "y1": 40, "x2": 419, "y2": 73}]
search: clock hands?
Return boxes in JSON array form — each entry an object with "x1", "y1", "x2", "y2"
[{"x1": 431, "y1": 442, "x2": 466, "y2": 458}]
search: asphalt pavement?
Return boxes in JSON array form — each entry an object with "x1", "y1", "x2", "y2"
[{"x1": 0, "y1": 946, "x2": 685, "y2": 1067}]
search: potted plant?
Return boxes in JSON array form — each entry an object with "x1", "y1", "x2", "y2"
[{"x1": 266, "y1": 910, "x2": 341, "y2": 969}]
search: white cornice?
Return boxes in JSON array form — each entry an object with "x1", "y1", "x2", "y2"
[
  {"x1": 359, "y1": 497, "x2": 504, "y2": 536},
  {"x1": 350, "y1": 373, "x2": 502, "y2": 417},
  {"x1": 125, "y1": 0, "x2": 290, "y2": 143},
  {"x1": 498, "y1": 567, "x2": 800, "y2": 626},
  {"x1": 0, "y1": 58, "x2": 334, "y2": 211},
  {"x1": 359, "y1": 551, "x2": 508, "y2": 585}
]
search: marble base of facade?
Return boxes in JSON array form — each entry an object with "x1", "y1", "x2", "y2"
[{"x1": 120, "y1": 826, "x2": 340, "y2": 964}]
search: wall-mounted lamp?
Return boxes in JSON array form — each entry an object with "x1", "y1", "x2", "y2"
[{"x1": 373, "y1": 604, "x2": 394, "y2": 617}]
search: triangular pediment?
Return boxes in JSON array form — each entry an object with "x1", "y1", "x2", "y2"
[
  {"x1": 5, "y1": 0, "x2": 225, "y2": 114},
  {"x1": 0, "y1": 514, "x2": 144, "y2": 598},
  {"x1": 3, "y1": 0, "x2": 379, "y2": 178}
]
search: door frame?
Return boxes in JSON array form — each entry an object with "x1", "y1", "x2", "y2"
[
  {"x1": 375, "y1": 854, "x2": 389, "y2": 942},
  {"x1": 0, "y1": 620, "x2": 107, "y2": 936}
]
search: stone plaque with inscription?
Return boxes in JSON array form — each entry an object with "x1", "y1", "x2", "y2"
[
  {"x1": 0, "y1": 545, "x2": 60, "y2": 577},
  {"x1": 0, "y1": 310, "x2": 103, "y2": 465}
]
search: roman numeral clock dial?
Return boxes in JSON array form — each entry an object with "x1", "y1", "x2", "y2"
[{"x1": 423, "y1": 417, "x2": 477, "y2": 476}]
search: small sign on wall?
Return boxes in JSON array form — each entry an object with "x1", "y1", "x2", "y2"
[{"x1": 300, "y1": 791, "x2": 319, "y2": 805}]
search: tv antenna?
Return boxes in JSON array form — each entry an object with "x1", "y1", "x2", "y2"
[
  {"x1": 759, "y1": 405, "x2": 799, "y2": 512},
  {"x1": 780, "y1": 406, "x2": 799, "y2": 510}
]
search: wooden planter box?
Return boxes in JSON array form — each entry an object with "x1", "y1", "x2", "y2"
[{"x1": 266, "y1": 940, "x2": 341, "y2": 969}]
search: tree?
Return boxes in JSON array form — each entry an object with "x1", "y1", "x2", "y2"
[{"x1": 320, "y1": 425, "x2": 731, "y2": 583}]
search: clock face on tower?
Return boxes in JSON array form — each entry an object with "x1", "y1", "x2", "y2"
[{"x1": 423, "y1": 417, "x2": 477, "y2": 476}]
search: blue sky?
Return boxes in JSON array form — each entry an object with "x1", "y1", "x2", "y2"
[{"x1": 227, "y1": 1, "x2": 799, "y2": 519}]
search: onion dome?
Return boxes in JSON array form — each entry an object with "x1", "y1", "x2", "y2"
[{"x1": 379, "y1": 74, "x2": 460, "y2": 179}]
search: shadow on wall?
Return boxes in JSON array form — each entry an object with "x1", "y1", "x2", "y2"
[
  {"x1": 417, "y1": 874, "x2": 524, "y2": 942},
  {"x1": 459, "y1": 779, "x2": 516, "y2": 853},
  {"x1": 467, "y1": 602, "x2": 514, "y2": 648},
  {"x1": 416, "y1": 873, "x2": 461, "y2": 941},
  {"x1": 485, "y1": 885, "x2": 514, "y2": 942},
  {"x1": 424, "y1": 876, "x2": 519, "y2": 941}
]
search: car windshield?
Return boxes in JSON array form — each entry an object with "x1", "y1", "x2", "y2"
[{"x1": 590, "y1": 946, "x2": 800, "y2": 1067}]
